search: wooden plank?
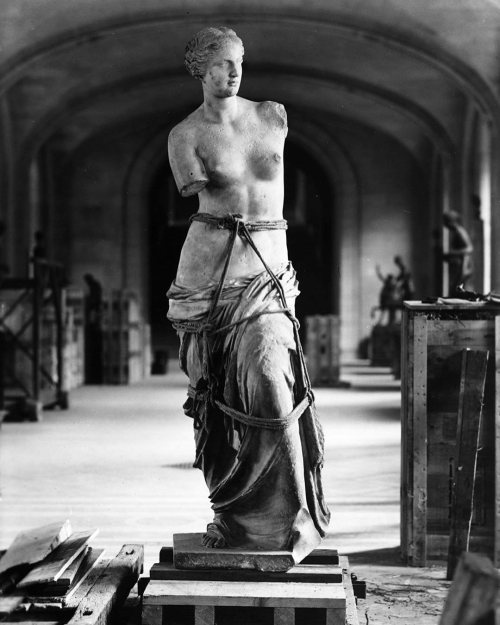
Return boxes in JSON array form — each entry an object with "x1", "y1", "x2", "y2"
[
  {"x1": 400, "y1": 307, "x2": 411, "y2": 562},
  {"x1": 412, "y1": 314, "x2": 428, "y2": 566},
  {"x1": 0, "y1": 592, "x2": 26, "y2": 615},
  {"x1": 496, "y1": 315, "x2": 500, "y2": 567},
  {"x1": 27, "y1": 549, "x2": 107, "y2": 604},
  {"x1": 302, "y1": 548, "x2": 339, "y2": 565},
  {"x1": 339, "y1": 556, "x2": 359, "y2": 625},
  {"x1": 158, "y1": 547, "x2": 173, "y2": 563},
  {"x1": 439, "y1": 552, "x2": 500, "y2": 625},
  {"x1": 274, "y1": 607, "x2": 295, "y2": 625},
  {"x1": 404, "y1": 302, "x2": 499, "y2": 312},
  {"x1": 18, "y1": 529, "x2": 98, "y2": 587},
  {"x1": 65, "y1": 544, "x2": 143, "y2": 625},
  {"x1": 56, "y1": 547, "x2": 90, "y2": 586},
  {"x1": 143, "y1": 579, "x2": 345, "y2": 608},
  {"x1": 447, "y1": 350, "x2": 489, "y2": 581},
  {"x1": 141, "y1": 605, "x2": 162, "y2": 625},
  {"x1": 195, "y1": 605, "x2": 214, "y2": 625},
  {"x1": 0, "y1": 566, "x2": 30, "y2": 597},
  {"x1": 150, "y1": 561, "x2": 343, "y2": 583},
  {"x1": 31, "y1": 548, "x2": 91, "y2": 597},
  {"x1": 0, "y1": 520, "x2": 72, "y2": 575},
  {"x1": 63, "y1": 549, "x2": 108, "y2": 608},
  {"x1": 427, "y1": 320, "x2": 494, "y2": 347},
  {"x1": 0, "y1": 622, "x2": 61, "y2": 625}
]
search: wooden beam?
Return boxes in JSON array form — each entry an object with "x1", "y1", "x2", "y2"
[
  {"x1": 150, "y1": 561, "x2": 342, "y2": 583},
  {"x1": 447, "y1": 349, "x2": 489, "y2": 580},
  {"x1": 412, "y1": 314, "x2": 428, "y2": 566},
  {"x1": 143, "y1": 579, "x2": 345, "y2": 608},
  {"x1": 0, "y1": 591, "x2": 26, "y2": 615},
  {"x1": 63, "y1": 549, "x2": 108, "y2": 608},
  {"x1": 439, "y1": 552, "x2": 500, "y2": 625},
  {"x1": 65, "y1": 544, "x2": 143, "y2": 625}
]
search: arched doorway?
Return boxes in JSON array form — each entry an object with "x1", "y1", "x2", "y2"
[{"x1": 148, "y1": 140, "x2": 334, "y2": 352}]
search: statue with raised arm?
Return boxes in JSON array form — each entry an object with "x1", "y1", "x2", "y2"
[{"x1": 167, "y1": 27, "x2": 330, "y2": 559}]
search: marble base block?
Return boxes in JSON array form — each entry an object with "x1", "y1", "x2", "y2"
[{"x1": 173, "y1": 533, "x2": 296, "y2": 572}]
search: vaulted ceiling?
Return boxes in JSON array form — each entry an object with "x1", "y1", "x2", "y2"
[{"x1": 1, "y1": 0, "x2": 499, "y2": 171}]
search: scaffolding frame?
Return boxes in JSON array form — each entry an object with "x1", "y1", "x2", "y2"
[{"x1": 0, "y1": 258, "x2": 68, "y2": 419}]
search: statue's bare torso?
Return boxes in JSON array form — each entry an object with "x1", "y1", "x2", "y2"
[{"x1": 168, "y1": 96, "x2": 289, "y2": 288}]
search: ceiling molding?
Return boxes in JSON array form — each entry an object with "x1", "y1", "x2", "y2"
[{"x1": 0, "y1": 10, "x2": 498, "y2": 126}]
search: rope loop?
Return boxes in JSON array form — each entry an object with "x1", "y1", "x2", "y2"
[
  {"x1": 197, "y1": 321, "x2": 215, "y2": 335},
  {"x1": 218, "y1": 213, "x2": 243, "y2": 230}
]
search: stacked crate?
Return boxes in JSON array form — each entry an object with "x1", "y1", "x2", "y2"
[
  {"x1": 64, "y1": 288, "x2": 85, "y2": 390},
  {"x1": 305, "y1": 315, "x2": 340, "y2": 386},
  {"x1": 102, "y1": 290, "x2": 145, "y2": 384}
]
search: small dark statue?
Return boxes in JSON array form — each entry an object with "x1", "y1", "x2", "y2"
[
  {"x1": 373, "y1": 256, "x2": 415, "y2": 325},
  {"x1": 84, "y1": 273, "x2": 103, "y2": 384},
  {"x1": 442, "y1": 211, "x2": 474, "y2": 295}
]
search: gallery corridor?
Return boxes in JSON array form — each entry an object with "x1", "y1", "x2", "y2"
[
  {"x1": 0, "y1": 362, "x2": 453, "y2": 624},
  {"x1": 0, "y1": 361, "x2": 401, "y2": 569}
]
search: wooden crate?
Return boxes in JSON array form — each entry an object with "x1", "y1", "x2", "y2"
[
  {"x1": 401, "y1": 302, "x2": 500, "y2": 566},
  {"x1": 102, "y1": 291, "x2": 147, "y2": 385},
  {"x1": 305, "y1": 315, "x2": 340, "y2": 386}
]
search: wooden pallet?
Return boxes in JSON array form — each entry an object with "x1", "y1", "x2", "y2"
[
  {"x1": 142, "y1": 548, "x2": 358, "y2": 625},
  {"x1": 0, "y1": 544, "x2": 143, "y2": 625}
]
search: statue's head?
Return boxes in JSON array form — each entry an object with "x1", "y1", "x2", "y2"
[
  {"x1": 443, "y1": 211, "x2": 461, "y2": 227},
  {"x1": 184, "y1": 27, "x2": 244, "y2": 81}
]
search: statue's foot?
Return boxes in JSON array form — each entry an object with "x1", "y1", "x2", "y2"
[{"x1": 202, "y1": 523, "x2": 227, "y2": 548}]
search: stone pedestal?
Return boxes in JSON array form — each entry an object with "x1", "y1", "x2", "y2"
[{"x1": 173, "y1": 533, "x2": 296, "y2": 573}]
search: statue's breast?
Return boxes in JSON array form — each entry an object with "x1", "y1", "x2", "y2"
[
  {"x1": 247, "y1": 145, "x2": 282, "y2": 181},
  {"x1": 202, "y1": 140, "x2": 282, "y2": 186}
]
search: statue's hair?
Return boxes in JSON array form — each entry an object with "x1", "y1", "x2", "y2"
[
  {"x1": 184, "y1": 27, "x2": 244, "y2": 80},
  {"x1": 443, "y1": 210, "x2": 462, "y2": 224}
]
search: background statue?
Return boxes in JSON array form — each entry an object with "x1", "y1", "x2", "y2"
[
  {"x1": 394, "y1": 255, "x2": 415, "y2": 301},
  {"x1": 373, "y1": 256, "x2": 414, "y2": 324},
  {"x1": 166, "y1": 26, "x2": 330, "y2": 558},
  {"x1": 442, "y1": 210, "x2": 473, "y2": 295}
]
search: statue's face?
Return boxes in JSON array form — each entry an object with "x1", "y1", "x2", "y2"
[{"x1": 202, "y1": 41, "x2": 243, "y2": 98}]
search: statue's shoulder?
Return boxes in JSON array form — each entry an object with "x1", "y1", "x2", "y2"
[
  {"x1": 168, "y1": 110, "x2": 201, "y2": 147},
  {"x1": 256, "y1": 100, "x2": 288, "y2": 132}
]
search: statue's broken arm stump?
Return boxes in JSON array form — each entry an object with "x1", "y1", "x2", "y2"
[{"x1": 141, "y1": 534, "x2": 359, "y2": 625}]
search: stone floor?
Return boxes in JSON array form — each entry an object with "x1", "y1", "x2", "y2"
[{"x1": 0, "y1": 362, "x2": 451, "y2": 623}]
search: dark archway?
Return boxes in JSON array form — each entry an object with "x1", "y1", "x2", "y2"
[{"x1": 148, "y1": 139, "x2": 334, "y2": 352}]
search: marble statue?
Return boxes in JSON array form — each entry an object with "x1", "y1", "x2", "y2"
[
  {"x1": 166, "y1": 27, "x2": 330, "y2": 559},
  {"x1": 443, "y1": 211, "x2": 474, "y2": 295}
]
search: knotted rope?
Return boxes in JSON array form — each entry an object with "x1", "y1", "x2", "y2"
[{"x1": 178, "y1": 212, "x2": 314, "y2": 431}]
